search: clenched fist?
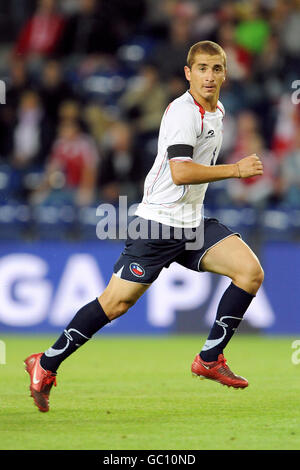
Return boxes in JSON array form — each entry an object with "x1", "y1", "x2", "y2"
[{"x1": 236, "y1": 154, "x2": 264, "y2": 178}]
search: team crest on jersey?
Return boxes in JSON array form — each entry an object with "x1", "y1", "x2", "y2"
[{"x1": 129, "y1": 263, "x2": 145, "y2": 278}]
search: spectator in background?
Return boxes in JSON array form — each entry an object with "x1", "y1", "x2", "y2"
[
  {"x1": 98, "y1": 121, "x2": 142, "y2": 204},
  {"x1": 254, "y1": 33, "x2": 284, "y2": 92},
  {"x1": 224, "y1": 4, "x2": 274, "y2": 123},
  {"x1": 217, "y1": 22, "x2": 252, "y2": 81},
  {"x1": 119, "y1": 63, "x2": 167, "y2": 136},
  {"x1": 226, "y1": 131, "x2": 279, "y2": 208},
  {"x1": 271, "y1": 94, "x2": 300, "y2": 159},
  {"x1": 6, "y1": 58, "x2": 31, "y2": 109},
  {"x1": 38, "y1": 59, "x2": 74, "y2": 123},
  {"x1": 1, "y1": 89, "x2": 55, "y2": 202},
  {"x1": 30, "y1": 118, "x2": 99, "y2": 207},
  {"x1": 118, "y1": 63, "x2": 168, "y2": 175},
  {"x1": 277, "y1": 0, "x2": 300, "y2": 82},
  {"x1": 58, "y1": 0, "x2": 118, "y2": 57},
  {"x1": 234, "y1": 2, "x2": 270, "y2": 55},
  {"x1": 191, "y1": 2, "x2": 218, "y2": 42},
  {"x1": 270, "y1": 0, "x2": 291, "y2": 33},
  {"x1": 82, "y1": 104, "x2": 115, "y2": 147},
  {"x1": 12, "y1": 90, "x2": 54, "y2": 169},
  {"x1": 231, "y1": 110, "x2": 260, "y2": 155},
  {"x1": 218, "y1": 0, "x2": 237, "y2": 24},
  {"x1": 58, "y1": 99, "x2": 81, "y2": 121},
  {"x1": 111, "y1": 0, "x2": 147, "y2": 40},
  {"x1": 57, "y1": 99, "x2": 88, "y2": 133},
  {"x1": 141, "y1": 0, "x2": 171, "y2": 41},
  {"x1": 166, "y1": 73, "x2": 187, "y2": 103},
  {"x1": 279, "y1": 130, "x2": 300, "y2": 208},
  {"x1": 14, "y1": 0, "x2": 65, "y2": 59},
  {"x1": 5, "y1": 0, "x2": 36, "y2": 40},
  {"x1": 0, "y1": 59, "x2": 31, "y2": 159},
  {"x1": 214, "y1": 8, "x2": 254, "y2": 116},
  {"x1": 151, "y1": 12, "x2": 193, "y2": 79},
  {"x1": 252, "y1": 33, "x2": 284, "y2": 146}
]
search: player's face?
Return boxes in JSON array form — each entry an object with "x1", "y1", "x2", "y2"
[{"x1": 184, "y1": 53, "x2": 226, "y2": 103}]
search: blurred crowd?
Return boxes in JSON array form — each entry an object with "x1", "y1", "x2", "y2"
[{"x1": 0, "y1": 0, "x2": 300, "y2": 221}]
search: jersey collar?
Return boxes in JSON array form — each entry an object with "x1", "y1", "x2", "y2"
[{"x1": 188, "y1": 91, "x2": 205, "y2": 118}]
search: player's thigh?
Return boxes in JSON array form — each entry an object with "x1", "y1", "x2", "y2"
[
  {"x1": 98, "y1": 274, "x2": 150, "y2": 319},
  {"x1": 200, "y1": 235, "x2": 264, "y2": 288}
]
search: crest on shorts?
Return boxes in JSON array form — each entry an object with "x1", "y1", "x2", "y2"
[{"x1": 129, "y1": 262, "x2": 145, "y2": 278}]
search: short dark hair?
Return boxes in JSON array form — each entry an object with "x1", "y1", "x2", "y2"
[{"x1": 187, "y1": 41, "x2": 226, "y2": 69}]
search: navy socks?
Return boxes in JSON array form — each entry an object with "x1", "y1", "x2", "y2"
[
  {"x1": 40, "y1": 284, "x2": 254, "y2": 372},
  {"x1": 200, "y1": 282, "x2": 254, "y2": 362},
  {"x1": 40, "y1": 298, "x2": 110, "y2": 373}
]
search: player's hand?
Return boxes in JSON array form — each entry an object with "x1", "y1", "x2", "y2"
[{"x1": 236, "y1": 154, "x2": 263, "y2": 178}]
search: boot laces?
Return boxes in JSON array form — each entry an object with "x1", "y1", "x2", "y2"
[
  {"x1": 44, "y1": 372, "x2": 57, "y2": 387},
  {"x1": 218, "y1": 357, "x2": 237, "y2": 378}
]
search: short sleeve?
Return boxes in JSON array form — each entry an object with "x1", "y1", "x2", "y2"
[{"x1": 164, "y1": 103, "x2": 199, "y2": 149}]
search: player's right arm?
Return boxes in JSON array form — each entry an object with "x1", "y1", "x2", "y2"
[{"x1": 169, "y1": 154, "x2": 263, "y2": 185}]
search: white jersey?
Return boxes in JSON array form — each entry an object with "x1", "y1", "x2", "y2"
[{"x1": 135, "y1": 90, "x2": 225, "y2": 228}]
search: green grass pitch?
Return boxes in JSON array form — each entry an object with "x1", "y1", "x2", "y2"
[{"x1": 0, "y1": 334, "x2": 299, "y2": 450}]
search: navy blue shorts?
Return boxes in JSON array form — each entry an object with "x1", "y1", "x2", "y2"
[{"x1": 113, "y1": 217, "x2": 240, "y2": 284}]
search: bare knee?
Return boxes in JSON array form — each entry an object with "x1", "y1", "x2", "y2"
[
  {"x1": 113, "y1": 299, "x2": 135, "y2": 318},
  {"x1": 98, "y1": 294, "x2": 135, "y2": 321},
  {"x1": 252, "y1": 264, "x2": 264, "y2": 292},
  {"x1": 232, "y1": 261, "x2": 264, "y2": 295},
  {"x1": 98, "y1": 275, "x2": 149, "y2": 321}
]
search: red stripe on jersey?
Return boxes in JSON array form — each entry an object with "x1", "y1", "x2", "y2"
[
  {"x1": 190, "y1": 93, "x2": 205, "y2": 134},
  {"x1": 146, "y1": 151, "x2": 167, "y2": 200},
  {"x1": 165, "y1": 103, "x2": 172, "y2": 114},
  {"x1": 217, "y1": 104, "x2": 224, "y2": 115}
]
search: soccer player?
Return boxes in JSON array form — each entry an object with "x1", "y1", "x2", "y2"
[{"x1": 25, "y1": 41, "x2": 264, "y2": 412}]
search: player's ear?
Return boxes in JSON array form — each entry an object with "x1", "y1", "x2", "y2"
[{"x1": 184, "y1": 65, "x2": 191, "y2": 82}]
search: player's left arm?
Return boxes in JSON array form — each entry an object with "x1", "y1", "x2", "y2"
[
  {"x1": 165, "y1": 101, "x2": 263, "y2": 184},
  {"x1": 169, "y1": 153, "x2": 263, "y2": 185}
]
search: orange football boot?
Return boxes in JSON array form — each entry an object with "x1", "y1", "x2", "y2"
[
  {"x1": 191, "y1": 353, "x2": 248, "y2": 389},
  {"x1": 24, "y1": 353, "x2": 57, "y2": 412}
]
